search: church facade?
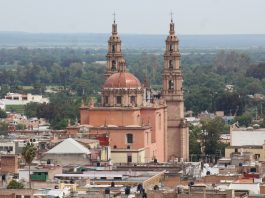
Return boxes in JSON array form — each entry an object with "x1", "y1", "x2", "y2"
[{"x1": 80, "y1": 18, "x2": 189, "y2": 163}]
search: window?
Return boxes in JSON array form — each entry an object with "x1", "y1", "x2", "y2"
[
  {"x1": 130, "y1": 96, "x2": 136, "y2": 105},
  {"x1": 112, "y1": 45, "x2": 115, "y2": 52},
  {"x1": 111, "y1": 60, "x2": 116, "y2": 71},
  {"x1": 170, "y1": 44, "x2": 173, "y2": 52},
  {"x1": 169, "y1": 60, "x2": 173, "y2": 69},
  {"x1": 158, "y1": 114, "x2": 161, "y2": 130},
  {"x1": 255, "y1": 154, "x2": 260, "y2": 160},
  {"x1": 116, "y1": 96, "x2": 122, "y2": 105},
  {"x1": 104, "y1": 96, "x2": 108, "y2": 105},
  {"x1": 127, "y1": 155, "x2": 132, "y2": 163},
  {"x1": 168, "y1": 80, "x2": 174, "y2": 90},
  {"x1": 127, "y1": 134, "x2": 133, "y2": 144}
]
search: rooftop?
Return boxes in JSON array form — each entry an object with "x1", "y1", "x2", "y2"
[{"x1": 46, "y1": 138, "x2": 91, "y2": 154}]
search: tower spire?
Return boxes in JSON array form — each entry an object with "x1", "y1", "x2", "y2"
[
  {"x1": 169, "y1": 11, "x2": 175, "y2": 35},
  {"x1": 112, "y1": 12, "x2": 117, "y2": 35},
  {"x1": 105, "y1": 13, "x2": 125, "y2": 78},
  {"x1": 113, "y1": 11, "x2": 116, "y2": 24}
]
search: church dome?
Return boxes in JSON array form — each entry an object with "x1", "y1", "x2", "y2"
[{"x1": 104, "y1": 72, "x2": 141, "y2": 89}]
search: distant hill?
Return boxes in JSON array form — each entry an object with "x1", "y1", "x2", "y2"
[{"x1": 0, "y1": 32, "x2": 265, "y2": 49}]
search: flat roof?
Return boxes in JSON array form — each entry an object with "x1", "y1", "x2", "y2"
[{"x1": 231, "y1": 130, "x2": 265, "y2": 146}]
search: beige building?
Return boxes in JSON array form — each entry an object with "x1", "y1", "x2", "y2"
[
  {"x1": 0, "y1": 92, "x2": 49, "y2": 110},
  {"x1": 225, "y1": 125, "x2": 265, "y2": 161}
]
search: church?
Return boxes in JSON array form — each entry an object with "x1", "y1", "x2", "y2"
[{"x1": 80, "y1": 17, "x2": 189, "y2": 163}]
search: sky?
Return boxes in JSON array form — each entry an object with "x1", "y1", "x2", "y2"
[{"x1": 0, "y1": 0, "x2": 264, "y2": 34}]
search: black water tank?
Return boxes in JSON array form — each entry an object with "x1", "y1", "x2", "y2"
[
  {"x1": 105, "y1": 188, "x2": 110, "y2": 194},
  {"x1": 137, "y1": 184, "x2": 143, "y2": 191},
  {"x1": 125, "y1": 186, "x2": 130, "y2": 195}
]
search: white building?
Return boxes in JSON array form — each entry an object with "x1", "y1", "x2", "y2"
[
  {"x1": 230, "y1": 127, "x2": 265, "y2": 146},
  {"x1": 0, "y1": 92, "x2": 49, "y2": 110}
]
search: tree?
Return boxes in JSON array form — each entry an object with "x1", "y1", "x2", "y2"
[
  {"x1": 17, "y1": 123, "x2": 26, "y2": 130},
  {"x1": 215, "y1": 92, "x2": 245, "y2": 116},
  {"x1": 7, "y1": 180, "x2": 24, "y2": 189},
  {"x1": 0, "y1": 121, "x2": 8, "y2": 135},
  {"x1": 201, "y1": 117, "x2": 226, "y2": 155},
  {"x1": 50, "y1": 118, "x2": 68, "y2": 130},
  {"x1": 246, "y1": 63, "x2": 265, "y2": 80},
  {"x1": 24, "y1": 102, "x2": 40, "y2": 118},
  {"x1": 22, "y1": 143, "x2": 37, "y2": 189},
  {"x1": 0, "y1": 109, "x2": 7, "y2": 118},
  {"x1": 189, "y1": 125, "x2": 201, "y2": 155},
  {"x1": 234, "y1": 112, "x2": 253, "y2": 127}
]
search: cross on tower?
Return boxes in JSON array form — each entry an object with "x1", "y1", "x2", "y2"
[
  {"x1": 170, "y1": 11, "x2": 173, "y2": 22},
  {"x1": 113, "y1": 12, "x2": 116, "y2": 23}
]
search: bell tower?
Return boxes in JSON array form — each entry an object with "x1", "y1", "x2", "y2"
[
  {"x1": 105, "y1": 13, "x2": 125, "y2": 78},
  {"x1": 162, "y1": 17, "x2": 189, "y2": 161}
]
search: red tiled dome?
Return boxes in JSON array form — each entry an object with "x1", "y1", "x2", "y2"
[{"x1": 104, "y1": 72, "x2": 141, "y2": 89}]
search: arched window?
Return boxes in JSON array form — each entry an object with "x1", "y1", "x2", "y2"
[
  {"x1": 168, "y1": 80, "x2": 174, "y2": 90},
  {"x1": 169, "y1": 44, "x2": 173, "y2": 52},
  {"x1": 111, "y1": 60, "x2": 116, "y2": 71},
  {"x1": 130, "y1": 96, "x2": 136, "y2": 105},
  {"x1": 169, "y1": 60, "x2": 173, "y2": 69},
  {"x1": 126, "y1": 133, "x2": 133, "y2": 144}
]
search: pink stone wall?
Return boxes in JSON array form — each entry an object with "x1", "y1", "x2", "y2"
[{"x1": 140, "y1": 107, "x2": 167, "y2": 162}]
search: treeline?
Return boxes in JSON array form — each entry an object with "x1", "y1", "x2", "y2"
[
  {"x1": 0, "y1": 47, "x2": 265, "y2": 119},
  {"x1": 183, "y1": 51, "x2": 265, "y2": 115},
  {"x1": 24, "y1": 93, "x2": 81, "y2": 129},
  {"x1": 0, "y1": 47, "x2": 106, "y2": 97}
]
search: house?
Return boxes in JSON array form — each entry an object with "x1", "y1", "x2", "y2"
[{"x1": 42, "y1": 138, "x2": 92, "y2": 165}]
